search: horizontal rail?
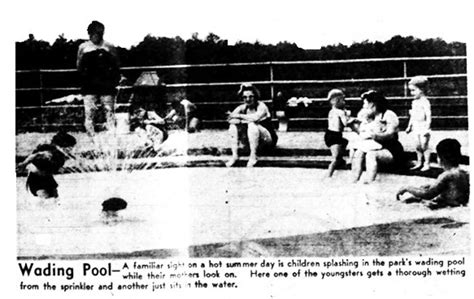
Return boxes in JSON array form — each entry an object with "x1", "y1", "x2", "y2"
[
  {"x1": 15, "y1": 56, "x2": 467, "y2": 73},
  {"x1": 287, "y1": 115, "x2": 467, "y2": 121},
  {"x1": 16, "y1": 87, "x2": 81, "y2": 92},
  {"x1": 18, "y1": 115, "x2": 469, "y2": 128},
  {"x1": 16, "y1": 103, "x2": 132, "y2": 110},
  {"x1": 16, "y1": 73, "x2": 467, "y2": 92},
  {"x1": 16, "y1": 55, "x2": 468, "y2": 132},
  {"x1": 267, "y1": 56, "x2": 467, "y2": 65},
  {"x1": 14, "y1": 95, "x2": 468, "y2": 110}
]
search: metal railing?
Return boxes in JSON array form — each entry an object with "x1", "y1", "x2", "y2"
[{"x1": 16, "y1": 56, "x2": 468, "y2": 130}]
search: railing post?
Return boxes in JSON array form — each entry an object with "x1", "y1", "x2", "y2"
[
  {"x1": 269, "y1": 62, "x2": 274, "y2": 99},
  {"x1": 15, "y1": 56, "x2": 467, "y2": 132},
  {"x1": 403, "y1": 61, "x2": 408, "y2": 97},
  {"x1": 39, "y1": 71, "x2": 44, "y2": 105},
  {"x1": 39, "y1": 71, "x2": 45, "y2": 132}
]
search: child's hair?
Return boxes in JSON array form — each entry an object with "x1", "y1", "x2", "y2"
[
  {"x1": 51, "y1": 131, "x2": 76, "y2": 148},
  {"x1": 238, "y1": 83, "x2": 261, "y2": 100},
  {"x1": 102, "y1": 197, "x2": 128, "y2": 212},
  {"x1": 327, "y1": 89, "x2": 345, "y2": 102},
  {"x1": 327, "y1": 89, "x2": 345, "y2": 109},
  {"x1": 408, "y1": 76, "x2": 429, "y2": 92},
  {"x1": 87, "y1": 20, "x2": 105, "y2": 35},
  {"x1": 436, "y1": 138, "x2": 462, "y2": 166}
]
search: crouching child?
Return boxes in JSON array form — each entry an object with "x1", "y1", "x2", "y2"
[{"x1": 17, "y1": 131, "x2": 77, "y2": 199}]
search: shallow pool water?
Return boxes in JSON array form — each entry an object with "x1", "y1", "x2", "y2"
[{"x1": 17, "y1": 167, "x2": 469, "y2": 258}]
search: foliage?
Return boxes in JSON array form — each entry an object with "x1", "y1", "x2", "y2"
[{"x1": 16, "y1": 33, "x2": 466, "y2": 70}]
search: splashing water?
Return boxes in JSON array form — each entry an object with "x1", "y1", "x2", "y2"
[
  {"x1": 19, "y1": 105, "x2": 201, "y2": 259},
  {"x1": 62, "y1": 127, "x2": 191, "y2": 174}
]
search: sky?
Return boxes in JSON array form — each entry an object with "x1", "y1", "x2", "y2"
[{"x1": 7, "y1": 0, "x2": 471, "y2": 49}]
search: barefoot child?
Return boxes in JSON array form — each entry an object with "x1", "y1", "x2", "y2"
[
  {"x1": 406, "y1": 76, "x2": 432, "y2": 171},
  {"x1": 396, "y1": 138, "x2": 469, "y2": 209},
  {"x1": 17, "y1": 131, "x2": 77, "y2": 199},
  {"x1": 325, "y1": 89, "x2": 351, "y2": 177}
]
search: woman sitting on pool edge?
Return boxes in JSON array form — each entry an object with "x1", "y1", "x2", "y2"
[
  {"x1": 226, "y1": 83, "x2": 278, "y2": 167},
  {"x1": 351, "y1": 90, "x2": 407, "y2": 183}
]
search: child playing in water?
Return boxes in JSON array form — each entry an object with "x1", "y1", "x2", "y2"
[
  {"x1": 129, "y1": 105, "x2": 168, "y2": 151},
  {"x1": 165, "y1": 98, "x2": 200, "y2": 133},
  {"x1": 396, "y1": 138, "x2": 469, "y2": 209},
  {"x1": 17, "y1": 131, "x2": 77, "y2": 199},
  {"x1": 405, "y1": 76, "x2": 432, "y2": 171},
  {"x1": 325, "y1": 89, "x2": 352, "y2": 177}
]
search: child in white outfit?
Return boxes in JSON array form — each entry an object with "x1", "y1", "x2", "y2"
[
  {"x1": 348, "y1": 108, "x2": 382, "y2": 162},
  {"x1": 405, "y1": 76, "x2": 431, "y2": 171}
]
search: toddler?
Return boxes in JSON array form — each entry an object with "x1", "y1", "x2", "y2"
[
  {"x1": 406, "y1": 76, "x2": 431, "y2": 171},
  {"x1": 347, "y1": 108, "x2": 382, "y2": 162},
  {"x1": 324, "y1": 89, "x2": 352, "y2": 177}
]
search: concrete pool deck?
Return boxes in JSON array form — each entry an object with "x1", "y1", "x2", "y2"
[{"x1": 16, "y1": 129, "x2": 469, "y2": 157}]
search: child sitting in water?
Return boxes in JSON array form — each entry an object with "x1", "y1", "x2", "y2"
[
  {"x1": 396, "y1": 138, "x2": 469, "y2": 209},
  {"x1": 165, "y1": 98, "x2": 200, "y2": 133},
  {"x1": 17, "y1": 131, "x2": 77, "y2": 199},
  {"x1": 129, "y1": 105, "x2": 168, "y2": 151},
  {"x1": 347, "y1": 108, "x2": 382, "y2": 162},
  {"x1": 325, "y1": 89, "x2": 353, "y2": 177}
]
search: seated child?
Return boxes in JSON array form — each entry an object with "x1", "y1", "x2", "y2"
[
  {"x1": 17, "y1": 131, "x2": 77, "y2": 199},
  {"x1": 396, "y1": 138, "x2": 469, "y2": 209},
  {"x1": 325, "y1": 89, "x2": 353, "y2": 177},
  {"x1": 129, "y1": 105, "x2": 168, "y2": 151},
  {"x1": 347, "y1": 108, "x2": 382, "y2": 161},
  {"x1": 165, "y1": 98, "x2": 200, "y2": 133}
]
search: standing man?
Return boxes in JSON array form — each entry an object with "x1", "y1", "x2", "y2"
[{"x1": 77, "y1": 20, "x2": 120, "y2": 136}]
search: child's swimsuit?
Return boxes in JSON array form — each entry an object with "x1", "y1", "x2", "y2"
[
  {"x1": 324, "y1": 130, "x2": 348, "y2": 148},
  {"x1": 26, "y1": 173, "x2": 58, "y2": 197},
  {"x1": 26, "y1": 144, "x2": 65, "y2": 197},
  {"x1": 80, "y1": 46, "x2": 120, "y2": 95},
  {"x1": 410, "y1": 97, "x2": 431, "y2": 136}
]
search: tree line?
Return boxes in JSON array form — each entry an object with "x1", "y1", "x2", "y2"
[{"x1": 16, "y1": 33, "x2": 465, "y2": 70}]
